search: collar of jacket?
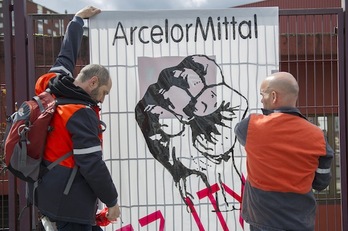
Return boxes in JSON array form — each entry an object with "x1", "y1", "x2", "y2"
[
  {"x1": 261, "y1": 107, "x2": 307, "y2": 120},
  {"x1": 48, "y1": 75, "x2": 98, "y2": 106}
]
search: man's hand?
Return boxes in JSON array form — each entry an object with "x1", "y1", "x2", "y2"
[
  {"x1": 106, "y1": 204, "x2": 121, "y2": 222},
  {"x1": 75, "y1": 6, "x2": 101, "y2": 19}
]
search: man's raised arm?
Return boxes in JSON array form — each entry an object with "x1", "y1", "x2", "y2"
[{"x1": 49, "y1": 6, "x2": 101, "y2": 77}]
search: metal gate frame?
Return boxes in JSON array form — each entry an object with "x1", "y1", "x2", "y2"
[
  {"x1": 279, "y1": 8, "x2": 347, "y2": 230},
  {"x1": 3, "y1": 0, "x2": 31, "y2": 230},
  {"x1": 340, "y1": 5, "x2": 348, "y2": 230},
  {"x1": 2, "y1": 1, "x2": 348, "y2": 230}
]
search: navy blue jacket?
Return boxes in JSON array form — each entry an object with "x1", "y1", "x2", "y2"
[{"x1": 29, "y1": 16, "x2": 118, "y2": 225}]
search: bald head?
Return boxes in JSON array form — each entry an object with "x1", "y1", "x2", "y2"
[{"x1": 260, "y1": 72, "x2": 299, "y2": 110}]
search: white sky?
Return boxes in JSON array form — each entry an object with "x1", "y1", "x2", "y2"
[{"x1": 32, "y1": 0, "x2": 261, "y2": 14}]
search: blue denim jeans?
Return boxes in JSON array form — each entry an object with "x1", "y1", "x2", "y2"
[{"x1": 55, "y1": 221, "x2": 102, "y2": 231}]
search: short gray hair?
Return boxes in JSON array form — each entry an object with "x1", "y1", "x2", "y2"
[{"x1": 76, "y1": 64, "x2": 110, "y2": 86}]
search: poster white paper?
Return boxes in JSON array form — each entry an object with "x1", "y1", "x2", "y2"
[{"x1": 89, "y1": 7, "x2": 279, "y2": 231}]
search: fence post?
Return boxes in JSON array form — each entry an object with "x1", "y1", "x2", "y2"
[{"x1": 340, "y1": 1, "x2": 348, "y2": 229}]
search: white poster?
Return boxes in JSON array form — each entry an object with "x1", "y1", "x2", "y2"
[{"x1": 90, "y1": 7, "x2": 279, "y2": 231}]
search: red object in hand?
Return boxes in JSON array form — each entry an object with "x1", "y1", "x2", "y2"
[{"x1": 96, "y1": 207, "x2": 111, "y2": 226}]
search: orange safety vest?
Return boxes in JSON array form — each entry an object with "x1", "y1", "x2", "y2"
[
  {"x1": 245, "y1": 112, "x2": 326, "y2": 194},
  {"x1": 34, "y1": 73, "x2": 103, "y2": 168}
]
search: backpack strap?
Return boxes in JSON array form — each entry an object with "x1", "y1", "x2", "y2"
[
  {"x1": 31, "y1": 151, "x2": 75, "y2": 210},
  {"x1": 18, "y1": 126, "x2": 29, "y2": 168},
  {"x1": 63, "y1": 166, "x2": 78, "y2": 195},
  {"x1": 46, "y1": 151, "x2": 73, "y2": 171},
  {"x1": 33, "y1": 95, "x2": 45, "y2": 113},
  {"x1": 45, "y1": 151, "x2": 76, "y2": 195}
]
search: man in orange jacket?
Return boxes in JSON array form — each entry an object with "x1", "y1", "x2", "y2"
[
  {"x1": 30, "y1": 6, "x2": 120, "y2": 230},
  {"x1": 234, "y1": 72, "x2": 333, "y2": 231}
]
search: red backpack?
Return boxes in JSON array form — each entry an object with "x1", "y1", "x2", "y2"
[{"x1": 2, "y1": 89, "x2": 87, "y2": 183}]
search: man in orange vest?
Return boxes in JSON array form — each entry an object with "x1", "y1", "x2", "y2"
[
  {"x1": 30, "y1": 6, "x2": 120, "y2": 230},
  {"x1": 234, "y1": 72, "x2": 333, "y2": 231}
]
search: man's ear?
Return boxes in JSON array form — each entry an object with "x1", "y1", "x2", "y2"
[
  {"x1": 89, "y1": 76, "x2": 99, "y2": 89},
  {"x1": 271, "y1": 90, "x2": 277, "y2": 103}
]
